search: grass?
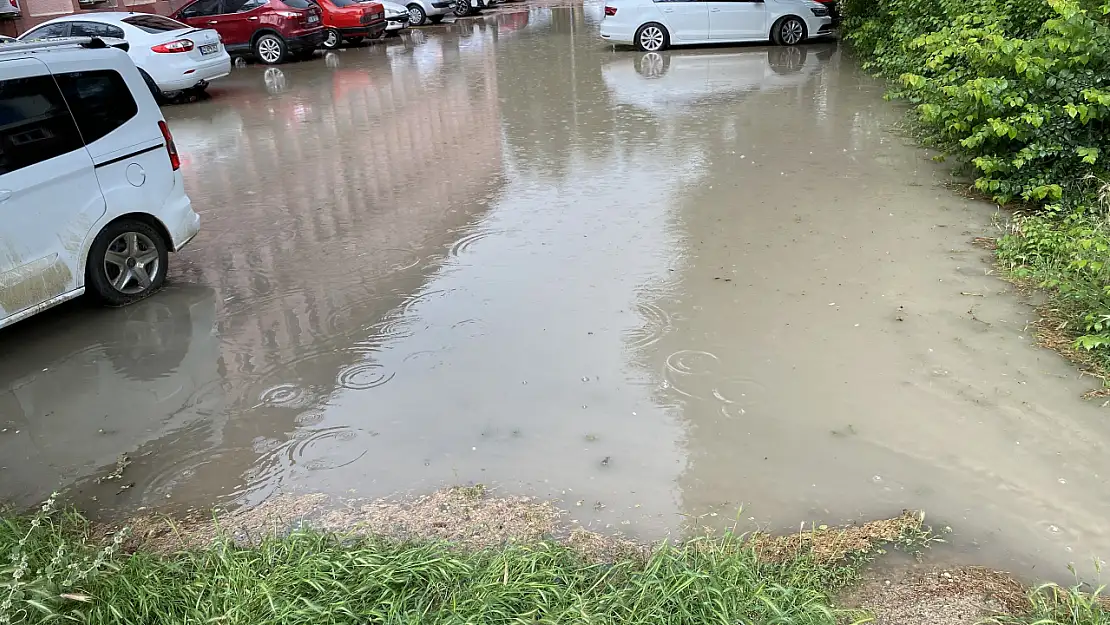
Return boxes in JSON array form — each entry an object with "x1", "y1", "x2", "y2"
[{"x1": 0, "y1": 495, "x2": 933, "y2": 625}]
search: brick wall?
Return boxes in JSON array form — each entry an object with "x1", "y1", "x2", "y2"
[{"x1": 0, "y1": 0, "x2": 178, "y2": 36}]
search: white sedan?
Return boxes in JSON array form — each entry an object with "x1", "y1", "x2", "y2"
[
  {"x1": 599, "y1": 0, "x2": 833, "y2": 51},
  {"x1": 18, "y1": 13, "x2": 231, "y2": 101}
]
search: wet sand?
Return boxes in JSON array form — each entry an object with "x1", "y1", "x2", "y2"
[{"x1": 1, "y1": 3, "x2": 1108, "y2": 584}]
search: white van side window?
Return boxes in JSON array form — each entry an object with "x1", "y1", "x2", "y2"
[
  {"x1": 54, "y1": 71, "x2": 139, "y2": 145},
  {"x1": 0, "y1": 75, "x2": 85, "y2": 176}
]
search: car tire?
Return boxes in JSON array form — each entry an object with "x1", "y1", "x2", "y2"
[
  {"x1": 86, "y1": 220, "x2": 169, "y2": 307},
  {"x1": 138, "y1": 69, "x2": 167, "y2": 105},
  {"x1": 407, "y1": 3, "x2": 427, "y2": 25},
  {"x1": 772, "y1": 15, "x2": 807, "y2": 46},
  {"x1": 253, "y1": 33, "x2": 287, "y2": 64},
  {"x1": 323, "y1": 27, "x2": 342, "y2": 49},
  {"x1": 453, "y1": 0, "x2": 472, "y2": 17},
  {"x1": 634, "y1": 22, "x2": 668, "y2": 52},
  {"x1": 429, "y1": 14, "x2": 444, "y2": 23}
]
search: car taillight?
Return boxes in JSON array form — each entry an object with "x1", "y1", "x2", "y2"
[
  {"x1": 158, "y1": 121, "x2": 180, "y2": 171},
  {"x1": 604, "y1": 5, "x2": 616, "y2": 15},
  {"x1": 151, "y1": 38, "x2": 194, "y2": 53}
]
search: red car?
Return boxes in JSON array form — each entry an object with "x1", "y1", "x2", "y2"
[
  {"x1": 174, "y1": 0, "x2": 325, "y2": 65},
  {"x1": 312, "y1": 0, "x2": 387, "y2": 50}
]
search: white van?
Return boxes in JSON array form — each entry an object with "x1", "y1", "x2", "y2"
[{"x1": 0, "y1": 38, "x2": 200, "y2": 330}]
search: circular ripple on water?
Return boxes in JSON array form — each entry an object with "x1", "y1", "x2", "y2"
[
  {"x1": 378, "y1": 248, "x2": 423, "y2": 273},
  {"x1": 663, "y1": 350, "x2": 722, "y2": 400},
  {"x1": 625, "y1": 302, "x2": 674, "y2": 348},
  {"x1": 399, "y1": 289, "x2": 453, "y2": 318},
  {"x1": 294, "y1": 410, "x2": 326, "y2": 426},
  {"x1": 447, "y1": 229, "x2": 497, "y2": 258},
  {"x1": 336, "y1": 362, "x2": 395, "y2": 390},
  {"x1": 289, "y1": 427, "x2": 368, "y2": 471},
  {"x1": 259, "y1": 383, "x2": 312, "y2": 407}
]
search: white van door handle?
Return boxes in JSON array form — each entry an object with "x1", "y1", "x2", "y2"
[{"x1": 0, "y1": 190, "x2": 11, "y2": 203}]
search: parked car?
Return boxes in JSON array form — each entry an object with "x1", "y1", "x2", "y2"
[
  {"x1": 312, "y1": 0, "x2": 386, "y2": 48},
  {"x1": 0, "y1": 38, "x2": 200, "y2": 330},
  {"x1": 0, "y1": 35, "x2": 15, "y2": 44},
  {"x1": 452, "y1": 0, "x2": 488, "y2": 17},
  {"x1": 599, "y1": 0, "x2": 833, "y2": 51},
  {"x1": 400, "y1": 0, "x2": 452, "y2": 26},
  {"x1": 17, "y1": 13, "x2": 231, "y2": 101},
  {"x1": 380, "y1": 1, "x2": 411, "y2": 34},
  {"x1": 173, "y1": 0, "x2": 325, "y2": 65}
]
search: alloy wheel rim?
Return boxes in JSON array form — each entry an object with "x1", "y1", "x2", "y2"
[
  {"x1": 408, "y1": 6, "x2": 423, "y2": 23},
  {"x1": 103, "y1": 232, "x2": 159, "y2": 295},
  {"x1": 782, "y1": 20, "x2": 803, "y2": 44},
  {"x1": 325, "y1": 29, "x2": 338, "y2": 47},
  {"x1": 640, "y1": 26, "x2": 663, "y2": 50},
  {"x1": 259, "y1": 37, "x2": 281, "y2": 62}
]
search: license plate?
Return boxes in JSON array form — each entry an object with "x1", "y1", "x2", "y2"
[
  {"x1": 307, "y1": 14, "x2": 319, "y2": 22},
  {"x1": 199, "y1": 43, "x2": 218, "y2": 55}
]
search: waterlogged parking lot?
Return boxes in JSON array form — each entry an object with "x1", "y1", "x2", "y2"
[{"x1": 2, "y1": 6, "x2": 1109, "y2": 581}]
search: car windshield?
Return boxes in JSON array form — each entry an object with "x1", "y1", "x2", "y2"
[
  {"x1": 122, "y1": 15, "x2": 189, "y2": 33},
  {"x1": 330, "y1": 0, "x2": 358, "y2": 6}
]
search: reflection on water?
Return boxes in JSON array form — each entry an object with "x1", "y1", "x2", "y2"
[{"x1": 2, "y1": 7, "x2": 1110, "y2": 584}]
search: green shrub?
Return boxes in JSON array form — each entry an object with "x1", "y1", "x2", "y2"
[{"x1": 841, "y1": 0, "x2": 1110, "y2": 370}]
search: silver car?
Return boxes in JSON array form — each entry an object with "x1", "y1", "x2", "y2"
[{"x1": 401, "y1": 0, "x2": 453, "y2": 25}]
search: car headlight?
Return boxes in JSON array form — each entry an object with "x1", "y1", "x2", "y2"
[{"x1": 810, "y1": 6, "x2": 829, "y2": 16}]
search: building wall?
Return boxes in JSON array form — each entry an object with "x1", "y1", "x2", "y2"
[{"x1": 0, "y1": 0, "x2": 182, "y2": 36}]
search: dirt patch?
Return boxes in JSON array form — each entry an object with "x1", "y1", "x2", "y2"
[
  {"x1": 119, "y1": 487, "x2": 567, "y2": 554},
  {"x1": 116, "y1": 488, "x2": 926, "y2": 567},
  {"x1": 840, "y1": 566, "x2": 1029, "y2": 625}
]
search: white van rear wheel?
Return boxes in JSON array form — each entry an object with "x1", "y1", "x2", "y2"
[{"x1": 87, "y1": 220, "x2": 168, "y2": 307}]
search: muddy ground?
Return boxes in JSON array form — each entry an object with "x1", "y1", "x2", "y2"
[{"x1": 1, "y1": 0, "x2": 1108, "y2": 589}]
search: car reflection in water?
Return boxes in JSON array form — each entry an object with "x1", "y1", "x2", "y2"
[
  {"x1": 0, "y1": 286, "x2": 223, "y2": 508},
  {"x1": 603, "y1": 44, "x2": 835, "y2": 115}
]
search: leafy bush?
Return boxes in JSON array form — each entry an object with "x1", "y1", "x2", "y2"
[{"x1": 841, "y1": 0, "x2": 1110, "y2": 370}]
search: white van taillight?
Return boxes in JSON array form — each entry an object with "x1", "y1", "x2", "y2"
[
  {"x1": 151, "y1": 39, "x2": 195, "y2": 53},
  {"x1": 159, "y1": 121, "x2": 181, "y2": 171}
]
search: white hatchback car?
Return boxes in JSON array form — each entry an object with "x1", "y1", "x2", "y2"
[
  {"x1": 600, "y1": 0, "x2": 833, "y2": 50},
  {"x1": 18, "y1": 13, "x2": 230, "y2": 100},
  {"x1": 0, "y1": 38, "x2": 200, "y2": 330}
]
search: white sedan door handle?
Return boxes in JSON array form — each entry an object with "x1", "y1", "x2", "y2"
[
  {"x1": 0, "y1": 190, "x2": 11, "y2": 203},
  {"x1": 710, "y1": 7, "x2": 720, "y2": 11},
  {"x1": 662, "y1": 7, "x2": 673, "y2": 11}
]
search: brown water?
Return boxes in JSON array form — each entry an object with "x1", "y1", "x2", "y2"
[{"x1": 2, "y1": 6, "x2": 1108, "y2": 582}]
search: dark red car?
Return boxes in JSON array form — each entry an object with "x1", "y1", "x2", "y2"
[
  {"x1": 174, "y1": 0, "x2": 325, "y2": 65},
  {"x1": 312, "y1": 0, "x2": 386, "y2": 50}
]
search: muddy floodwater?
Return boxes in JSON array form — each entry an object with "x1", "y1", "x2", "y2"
[{"x1": 2, "y1": 5, "x2": 1109, "y2": 582}]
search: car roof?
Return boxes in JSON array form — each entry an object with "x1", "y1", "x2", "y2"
[
  {"x1": 35, "y1": 11, "x2": 179, "y2": 25},
  {"x1": 0, "y1": 38, "x2": 131, "y2": 62}
]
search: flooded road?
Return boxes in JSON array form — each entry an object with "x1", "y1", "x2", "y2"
[{"x1": 2, "y1": 6, "x2": 1109, "y2": 581}]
